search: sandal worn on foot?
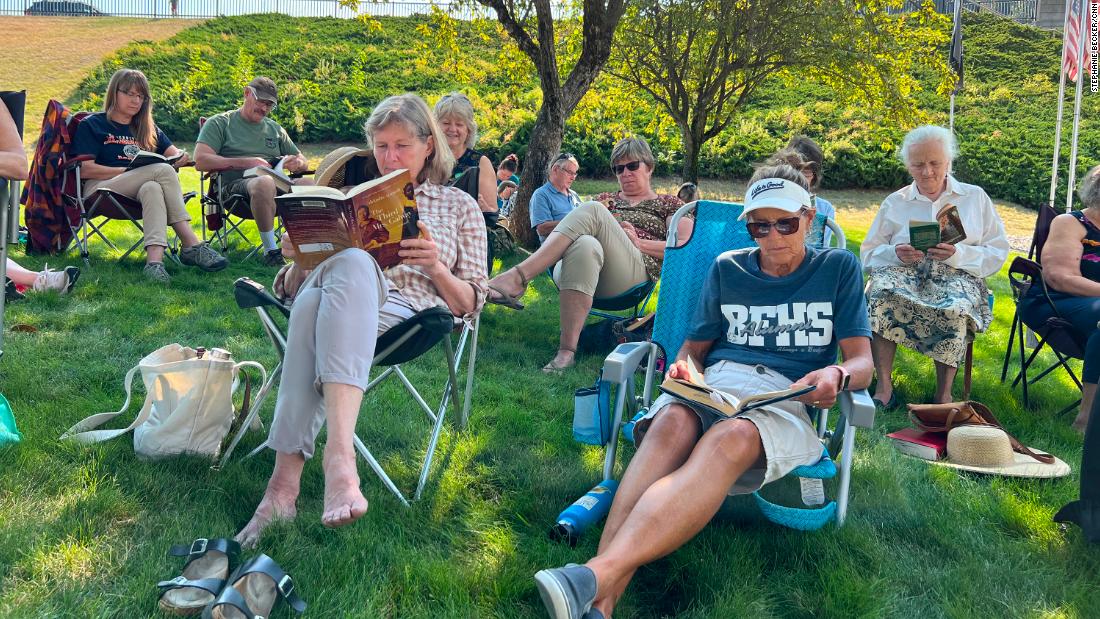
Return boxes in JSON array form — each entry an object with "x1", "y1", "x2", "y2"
[
  {"x1": 157, "y1": 538, "x2": 241, "y2": 616},
  {"x1": 202, "y1": 553, "x2": 306, "y2": 619},
  {"x1": 542, "y1": 347, "x2": 577, "y2": 374},
  {"x1": 487, "y1": 265, "x2": 531, "y2": 310}
]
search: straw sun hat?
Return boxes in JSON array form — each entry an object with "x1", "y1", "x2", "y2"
[
  {"x1": 930, "y1": 425, "x2": 1070, "y2": 479},
  {"x1": 313, "y1": 146, "x2": 375, "y2": 188}
]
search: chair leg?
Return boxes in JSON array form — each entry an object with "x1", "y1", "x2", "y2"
[
  {"x1": 835, "y1": 419, "x2": 857, "y2": 528},
  {"x1": 217, "y1": 360, "x2": 283, "y2": 469},
  {"x1": 602, "y1": 384, "x2": 631, "y2": 480},
  {"x1": 461, "y1": 317, "x2": 479, "y2": 431},
  {"x1": 963, "y1": 340, "x2": 973, "y2": 401},
  {"x1": 1001, "y1": 310, "x2": 1019, "y2": 383},
  {"x1": 353, "y1": 433, "x2": 411, "y2": 507},
  {"x1": 414, "y1": 336, "x2": 459, "y2": 501}
]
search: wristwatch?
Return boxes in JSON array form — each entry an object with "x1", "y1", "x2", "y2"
[{"x1": 825, "y1": 364, "x2": 851, "y2": 391}]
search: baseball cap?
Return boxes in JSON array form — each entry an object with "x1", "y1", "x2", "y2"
[
  {"x1": 247, "y1": 77, "x2": 278, "y2": 103},
  {"x1": 739, "y1": 177, "x2": 812, "y2": 220}
]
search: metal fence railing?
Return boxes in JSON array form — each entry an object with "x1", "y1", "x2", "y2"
[
  {"x1": 894, "y1": 0, "x2": 1039, "y2": 25},
  {"x1": 1, "y1": 0, "x2": 501, "y2": 19}
]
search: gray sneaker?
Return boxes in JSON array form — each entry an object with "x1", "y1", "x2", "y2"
[
  {"x1": 534, "y1": 564, "x2": 597, "y2": 619},
  {"x1": 144, "y1": 261, "x2": 171, "y2": 284},
  {"x1": 179, "y1": 242, "x2": 228, "y2": 272}
]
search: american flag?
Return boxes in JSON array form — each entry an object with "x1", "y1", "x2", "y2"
[{"x1": 1064, "y1": 0, "x2": 1094, "y2": 82}]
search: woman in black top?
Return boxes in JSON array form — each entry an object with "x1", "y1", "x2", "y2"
[
  {"x1": 433, "y1": 92, "x2": 496, "y2": 213},
  {"x1": 1021, "y1": 164, "x2": 1100, "y2": 431},
  {"x1": 72, "y1": 68, "x2": 226, "y2": 282}
]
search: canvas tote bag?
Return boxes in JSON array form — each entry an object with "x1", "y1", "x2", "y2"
[{"x1": 61, "y1": 344, "x2": 266, "y2": 459}]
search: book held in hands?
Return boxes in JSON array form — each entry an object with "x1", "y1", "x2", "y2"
[
  {"x1": 657, "y1": 357, "x2": 816, "y2": 418},
  {"x1": 908, "y1": 204, "x2": 967, "y2": 252},
  {"x1": 275, "y1": 168, "x2": 420, "y2": 270},
  {"x1": 125, "y1": 150, "x2": 183, "y2": 171},
  {"x1": 244, "y1": 158, "x2": 293, "y2": 192}
]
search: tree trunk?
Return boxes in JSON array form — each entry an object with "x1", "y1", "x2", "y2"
[
  {"x1": 681, "y1": 130, "x2": 701, "y2": 184},
  {"x1": 510, "y1": 98, "x2": 566, "y2": 248}
]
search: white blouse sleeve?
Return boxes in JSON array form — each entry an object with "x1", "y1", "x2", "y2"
[
  {"x1": 859, "y1": 198, "x2": 904, "y2": 272},
  {"x1": 943, "y1": 188, "x2": 1009, "y2": 279}
]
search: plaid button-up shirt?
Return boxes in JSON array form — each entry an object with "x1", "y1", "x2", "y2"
[{"x1": 388, "y1": 181, "x2": 488, "y2": 319}]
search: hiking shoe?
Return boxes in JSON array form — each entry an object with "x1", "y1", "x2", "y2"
[
  {"x1": 534, "y1": 564, "x2": 597, "y2": 619},
  {"x1": 144, "y1": 262, "x2": 171, "y2": 284},
  {"x1": 262, "y1": 248, "x2": 286, "y2": 267},
  {"x1": 32, "y1": 264, "x2": 80, "y2": 294},
  {"x1": 180, "y1": 242, "x2": 229, "y2": 272}
]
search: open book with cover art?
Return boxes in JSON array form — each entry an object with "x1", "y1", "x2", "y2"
[
  {"x1": 657, "y1": 357, "x2": 816, "y2": 418},
  {"x1": 908, "y1": 204, "x2": 967, "y2": 252},
  {"x1": 275, "y1": 168, "x2": 419, "y2": 270}
]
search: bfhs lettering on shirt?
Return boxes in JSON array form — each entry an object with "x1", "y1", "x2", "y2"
[{"x1": 722, "y1": 302, "x2": 833, "y2": 348}]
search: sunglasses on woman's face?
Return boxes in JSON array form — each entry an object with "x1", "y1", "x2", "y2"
[
  {"x1": 612, "y1": 160, "x2": 642, "y2": 175},
  {"x1": 746, "y1": 213, "x2": 804, "y2": 239}
]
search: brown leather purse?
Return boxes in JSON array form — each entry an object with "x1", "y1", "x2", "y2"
[{"x1": 907, "y1": 401, "x2": 1054, "y2": 464}]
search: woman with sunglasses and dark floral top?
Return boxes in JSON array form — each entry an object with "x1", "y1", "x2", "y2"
[{"x1": 487, "y1": 136, "x2": 690, "y2": 372}]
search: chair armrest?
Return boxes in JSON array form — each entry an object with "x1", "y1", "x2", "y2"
[
  {"x1": 839, "y1": 389, "x2": 875, "y2": 428},
  {"x1": 233, "y1": 277, "x2": 290, "y2": 316},
  {"x1": 61, "y1": 154, "x2": 94, "y2": 169},
  {"x1": 602, "y1": 341, "x2": 653, "y2": 385}
]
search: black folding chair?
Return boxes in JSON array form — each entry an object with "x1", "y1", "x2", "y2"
[{"x1": 220, "y1": 277, "x2": 478, "y2": 506}]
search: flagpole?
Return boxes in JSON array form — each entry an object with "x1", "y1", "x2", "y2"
[
  {"x1": 949, "y1": 93, "x2": 955, "y2": 132},
  {"x1": 1067, "y1": 0, "x2": 1088, "y2": 213},
  {"x1": 1050, "y1": 0, "x2": 1075, "y2": 210},
  {"x1": 949, "y1": 0, "x2": 963, "y2": 132}
]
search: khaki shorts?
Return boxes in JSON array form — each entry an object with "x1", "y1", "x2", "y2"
[{"x1": 638, "y1": 360, "x2": 822, "y2": 495}]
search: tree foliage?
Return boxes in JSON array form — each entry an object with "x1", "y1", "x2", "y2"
[{"x1": 608, "y1": 0, "x2": 955, "y2": 181}]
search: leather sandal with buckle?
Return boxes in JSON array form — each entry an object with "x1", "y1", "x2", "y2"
[
  {"x1": 202, "y1": 553, "x2": 306, "y2": 619},
  {"x1": 157, "y1": 538, "x2": 241, "y2": 616},
  {"x1": 487, "y1": 265, "x2": 531, "y2": 310}
]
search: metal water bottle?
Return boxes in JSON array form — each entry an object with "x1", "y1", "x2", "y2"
[{"x1": 550, "y1": 479, "x2": 619, "y2": 547}]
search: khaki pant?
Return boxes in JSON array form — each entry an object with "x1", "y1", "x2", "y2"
[
  {"x1": 267, "y1": 249, "x2": 417, "y2": 459},
  {"x1": 551, "y1": 201, "x2": 649, "y2": 298},
  {"x1": 84, "y1": 163, "x2": 190, "y2": 249}
]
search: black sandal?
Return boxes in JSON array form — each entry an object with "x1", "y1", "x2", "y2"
[
  {"x1": 202, "y1": 554, "x2": 306, "y2": 619},
  {"x1": 487, "y1": 265, "x2": 532, "y2": 310},
  {"x1": 157, "y1": 538, "x2": 241, "y2": 616}
]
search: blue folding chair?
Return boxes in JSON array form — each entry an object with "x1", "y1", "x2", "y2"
[{"x1": 594, "y1": 200, "x2": 875, "y2": 529}]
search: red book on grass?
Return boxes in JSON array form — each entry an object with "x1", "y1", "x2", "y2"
[{"x1": 887, "y1": 427, "x2": 947, "y2": 461}]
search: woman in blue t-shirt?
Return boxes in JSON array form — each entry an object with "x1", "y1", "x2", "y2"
[{"x1": 72, "y1": 68, "x2": 226, "y2": 283}]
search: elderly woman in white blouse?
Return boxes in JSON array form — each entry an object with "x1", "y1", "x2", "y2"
[{"x1": 860, "y1": 125, "x2": 1008, "y2": 407}]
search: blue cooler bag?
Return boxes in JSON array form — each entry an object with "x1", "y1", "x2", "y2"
[{"x1": 573, "y1": 371, "x2": 612, "y2": 445}]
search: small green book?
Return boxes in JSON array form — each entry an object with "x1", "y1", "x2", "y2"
[{"x1": 908, "y1": 221, "x2": 941, "y2": 252}]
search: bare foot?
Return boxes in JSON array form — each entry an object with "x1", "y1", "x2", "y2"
[
  {"x1": 321, "y1": 451, "x2": 368, "y2": 528},
  {"x1": 235, "y1": 482, "x2": 299, "y2": 550}
]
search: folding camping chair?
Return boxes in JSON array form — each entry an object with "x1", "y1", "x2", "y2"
[
  {"x1": 220, "y1": 277, "x2": 480, "y2": 506},
  {"x1": 57, "y1": 109, "x2": 189, "y2": 265},
  {"x1": 592, "y1": 200, "x2": 875, "y2": 528},
  {"x1": 0, "y1": 90, "x2": 25, "y2": 361},
  {"x1": 196, "y1": 117, "x2": 304, "y2": 259}
]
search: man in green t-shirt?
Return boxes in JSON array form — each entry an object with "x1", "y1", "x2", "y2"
[{"x1": 194, "y1": 77, "x2": 309, "y2": 266}]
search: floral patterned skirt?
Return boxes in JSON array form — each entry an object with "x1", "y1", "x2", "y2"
[{"x1": 866, "y1": 261, "x2": 992, "y2": 367}]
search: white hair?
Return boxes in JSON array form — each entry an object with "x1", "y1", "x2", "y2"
[
  {"x1": 899, "y1": 125, "x2": 958, "y2": 166},
  {"x1": 1080, "y1": 165, "x2": 1100, "y2": 209}
]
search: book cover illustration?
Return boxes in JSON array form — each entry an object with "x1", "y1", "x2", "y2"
[
  {"x1": 275, "y1": 168, "x2": 419, "y2": 270},
  {"x1": 908, "y1": 204, "x2": 967, "y2": 252}
]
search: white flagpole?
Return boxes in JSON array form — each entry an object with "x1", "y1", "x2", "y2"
[
  {"x1": 949, "y1": 0, "x2": 962, "y2": 132},
  {"x1": 1067, "y1": 0, "x2": 1088, "y2": 213},
  {"x1": 1050, "y1": 0, "x2": 1075, "y2": 210}
]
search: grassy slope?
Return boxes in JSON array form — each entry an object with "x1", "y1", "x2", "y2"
[{"x1": 0, "y1": 17, "x2": 202, "y2": 149}]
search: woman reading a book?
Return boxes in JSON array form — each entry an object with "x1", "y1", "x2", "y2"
[
  {"x1": 72, "y1": 68, "x2": 227, "y2": 283},
  {"x1": 486, "y1": 136, "x2": 689, "y2": 372},
  {"x1": 234, "y1": 93, "x2": 487, "y2": 548},
  {"x1": 532, "y1": 165, "x2": 873, "y2": 619},
  {"x1": 859, "y1": 125, "x2": 1008, "y2": 407},
  {"x1": 1021, "y1": 164, "x2": 1100, "y2": 432}
]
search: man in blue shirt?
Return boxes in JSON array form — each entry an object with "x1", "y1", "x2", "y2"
[
  {"x1": 533, "y1": 167, "x2": 874, "y2": 619},
  {"x1": 530, "y1": 152, "x2": 581, "y2": 242}
]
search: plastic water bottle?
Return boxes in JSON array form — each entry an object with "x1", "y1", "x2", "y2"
[{"x1": 550, "y1": 479, "x2": 619, "y2": 547}]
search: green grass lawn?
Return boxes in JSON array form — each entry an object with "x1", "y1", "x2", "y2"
[{"x1": 2, "y1": 173, "x2": 1098, "y2": 617}]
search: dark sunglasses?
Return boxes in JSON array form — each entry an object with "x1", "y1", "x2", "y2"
[
  {"x1": 746, "y1": 212, "x2": 805, "y2": 239},
  {"x1": 612, "y1": 160, "x2": 642, "y2": 175}
]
